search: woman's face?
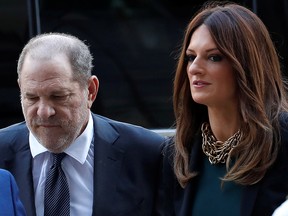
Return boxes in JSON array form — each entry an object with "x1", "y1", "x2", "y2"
[{"x1": 186, "y1": 24, "x2": 237, "y2": 109}]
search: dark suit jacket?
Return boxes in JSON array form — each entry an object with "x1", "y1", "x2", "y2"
[
  {"x1": 0, "y1": 169, "x2": 26, "y2": 216},
  {"x1": 160, "y1": 115, "x2": 288, "y2": 216},
  {"x1": 0, "y1": 113, "x2": 165, "y2": 216}
]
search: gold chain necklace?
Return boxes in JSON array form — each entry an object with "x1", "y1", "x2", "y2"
[{"x1": 201, "y1": 122, "x2": 242, "y2": 164}]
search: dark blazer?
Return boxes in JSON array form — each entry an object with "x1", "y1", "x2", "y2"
[
  {"x1": 0, "y1": 169, "x2": 26, "y2": 216},
  {"x1": 0, "y1": 113, "x2": 165, "y2": 216},
  {"x1": 161, "y1": 116, "x2": 288, "y2": 216}
]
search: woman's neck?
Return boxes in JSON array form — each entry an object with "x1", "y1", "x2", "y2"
[{"x1": 207, "y1": 106, "x2": 241, "y2": 142}]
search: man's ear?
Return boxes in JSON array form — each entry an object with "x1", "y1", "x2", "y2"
[{"x1": 87, "y1": 75, "x2": 99, "y2": 108}]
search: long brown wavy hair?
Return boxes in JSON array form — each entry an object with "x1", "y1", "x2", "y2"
[{"x1": 173, "y1": 1, "x2": 288, "y2": 188}]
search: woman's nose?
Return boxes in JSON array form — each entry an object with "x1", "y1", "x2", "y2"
[{"x1": 187, "y1": 57, "x2": 204, "y2": 75}]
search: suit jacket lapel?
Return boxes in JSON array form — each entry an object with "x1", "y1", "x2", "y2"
[
  {"x1": 91, "y1": 115, "x2": 124, "y2": 215},
  {"x1": 174, "y1": 136, "x2": 203, "y2": 215},
  {"x1": 240, "y1": 183, "x2": 259, "y2": 216},
  {"x1": 13, "y1": 147, "x2": 36, "y2": 216},
  {"x1": 8, "y1": 130, "x2": 37, "y2": 216}
]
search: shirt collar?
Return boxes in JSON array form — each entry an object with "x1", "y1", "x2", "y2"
[{"x1": 29, "y1": 112, "x2": 94, "y2": 164}]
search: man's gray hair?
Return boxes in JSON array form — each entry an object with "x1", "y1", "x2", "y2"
[{"x1": 17, "y1": 32, "x2": 94, "y2": 86}]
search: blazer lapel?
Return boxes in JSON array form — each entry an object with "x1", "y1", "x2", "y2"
[
  {"x1": 240, "y1": 183, "x2": 259, "y2": 216},
  {"x1": 11, "y1": 144, "x2": 36, "y2": 216},
  {"x1": 174, "y1": 136, "x2": 203, "y2": 215},
  {"x1": 91, "y1": 115, "x2": 125, "y2": 215}
]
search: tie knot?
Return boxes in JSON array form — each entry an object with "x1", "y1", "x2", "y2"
[{"x1": 52, "y1": 153, "x2": 66, "y2": 167}]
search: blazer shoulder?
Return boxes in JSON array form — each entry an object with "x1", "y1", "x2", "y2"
[
  {"x1": 0, "y1": 169, "x2": 12, "y2": 181},
  {"x1": 0, "y1": 122, "x2": 29, "y2": 155},
  {"x1": 279, "y1": 112, "x2": 288, "y2": 144},
  {"x1": 92, "y1": 113, "x2": 166, "y2": 151},
  {"x1": 93, "y1": 113, "x2": 165, "y2": 140},
  {"x1": 0, "y1": 121, "x2": 28, "y2": 136},
  {"x1": 0, "y1": 169, "x2": 27, "y2": 216}
]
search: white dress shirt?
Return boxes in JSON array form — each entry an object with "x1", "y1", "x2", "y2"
[
  {"x1": 272, "y1": 199, "x2": 288, "y2": 216},
  {"x1": 30, "y1": 113, "x2": 94, "y2": 216}
]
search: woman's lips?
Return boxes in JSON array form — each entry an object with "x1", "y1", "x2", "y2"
[{"x1": 192, "y1": 80, "x2": 211, "y2": 87}]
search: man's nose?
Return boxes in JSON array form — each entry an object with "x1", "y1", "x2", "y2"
[{"x1": 36, "y1": 100, "x2": 56, "y2": 118}]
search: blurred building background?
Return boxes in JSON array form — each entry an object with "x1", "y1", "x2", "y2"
[{"x1": 0, "y1": 0, "x2": 287, "y2": 129}]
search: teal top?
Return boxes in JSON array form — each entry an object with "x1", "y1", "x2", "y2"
[{"x1": 192, "y1": 156, "x2": 243, "y2": 216}]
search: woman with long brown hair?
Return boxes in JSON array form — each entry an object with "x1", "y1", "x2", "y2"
[{"x1": 161, "y1": 1, "x2": 288, "y2": 215}]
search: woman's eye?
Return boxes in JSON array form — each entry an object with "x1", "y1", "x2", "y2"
[
  {"x1": 185, "y1": 55, "x2": 196, "y2": 62},
  {"x1": 209, "y1": 55, "x2": 223, "y2": 62}
]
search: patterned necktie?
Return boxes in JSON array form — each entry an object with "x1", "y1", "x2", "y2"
[{"x1": 44, "y1": 153, "x2": 70, "y2": 216}]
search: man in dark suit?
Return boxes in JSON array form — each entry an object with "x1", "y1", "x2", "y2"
[{"x1": 0, "y1": 32, "x2": 165, "y2": 216}]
